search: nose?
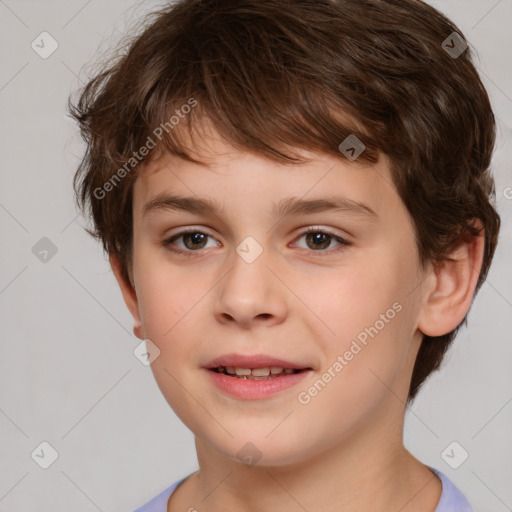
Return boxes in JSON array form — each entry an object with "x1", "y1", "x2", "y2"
[{"x1": 213, "y1": 245, "x2": 288, "y2": 329}]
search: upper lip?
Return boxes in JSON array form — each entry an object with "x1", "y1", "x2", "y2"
[{"x1": 204, "y1": 353, "x2": 312, "y2": 370}]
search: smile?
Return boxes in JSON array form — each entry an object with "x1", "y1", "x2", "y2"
[
  {"x1": 211, "y1": 366, "x2": 303, "y2": 379},
  {"x1": 205, "y1": 367, "x2": 312, "y2": 399}
]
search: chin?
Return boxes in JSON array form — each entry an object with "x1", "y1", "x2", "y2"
[{"x1": 207, "y1": 431, "x2": 316, "y2": 468}]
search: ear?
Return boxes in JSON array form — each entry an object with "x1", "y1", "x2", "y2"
[
  {"x1": 417, "y1": 220, "x2": 485, "y2": 337},
  {"x1": 109, "y1": 252, "x2": 144, "y2": 340}
]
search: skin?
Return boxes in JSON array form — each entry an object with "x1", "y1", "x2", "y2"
[{"x1": 110, "y1": 128, "x2": 484, "y2": 512}]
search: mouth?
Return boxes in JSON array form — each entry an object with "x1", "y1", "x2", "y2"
[
  {"x1": 203, "y1": 354, "x2": 313, "y2": 399},
  {"x1": 208, "y1": 366, "x2": 307, "y2": 380}
]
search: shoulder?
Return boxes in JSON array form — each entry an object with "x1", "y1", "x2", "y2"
[
  {"x1": 132, "y1": 478, "x2": 184, "y2": 512},
  {"x1": 429, "y1": 467, "x2": 473, "y2": 512}
]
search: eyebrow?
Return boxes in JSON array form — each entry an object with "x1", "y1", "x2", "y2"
[{"x1": 142, "y1": 193, "x2": 378, "y2": 221}]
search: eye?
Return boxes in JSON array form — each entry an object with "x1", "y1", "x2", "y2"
[
  {"x1": 162, "y1": 226, "x2": 351, "y2": 257},
  {"x1": 292, "y1": 227, "x2": 351, "y2": 255},
  {"x1": 162, "y1": 228, "x2": 219, "y2": 256}
]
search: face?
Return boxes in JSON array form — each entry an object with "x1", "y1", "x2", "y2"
[{"x1": 120, "y1": 133, "x2": 430, "y2": 467}]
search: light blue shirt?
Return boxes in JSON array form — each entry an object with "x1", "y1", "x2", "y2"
[{"x1": 133, "y1": 466, "x2": 472, "y2": 511}]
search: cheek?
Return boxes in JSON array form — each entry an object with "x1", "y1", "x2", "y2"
[
  {"x1": 139, "y1": 286, "x2": 201, "y2": 351},
  {"x1": 316, "y1": 254, "x2": 402, "y2": 333},
  {"x1": 133, "y1": 239, "x2": 198, "y2": 328},
  {"x1": 312, "y1": 243, "x2": 418, "y2": 373}
]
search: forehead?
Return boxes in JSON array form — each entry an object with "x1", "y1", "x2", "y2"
[{"x1": 133, "y1": 137, "x2": 399, "y2": 225}]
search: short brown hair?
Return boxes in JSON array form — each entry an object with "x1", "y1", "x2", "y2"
[{"x1": 69, "y1": 0, "x2": 500, "y2": 402}]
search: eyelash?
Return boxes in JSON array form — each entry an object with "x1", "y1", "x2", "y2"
[{"x1": 162, "y1": 226, "x2": 351, "y2": 258}]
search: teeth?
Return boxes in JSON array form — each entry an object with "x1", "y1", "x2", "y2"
[
  {"x1": 215, "y1": 366, "x2": 300, "y2": 377},
  {"x1": 251, "y1": 368, "x2": 270, "y2": 377}
]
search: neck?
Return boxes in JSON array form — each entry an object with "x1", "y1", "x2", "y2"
[{"x1": 188, "y1": 404, "x2": 441, "y2": 512}]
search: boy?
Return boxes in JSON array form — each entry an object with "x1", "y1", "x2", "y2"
[{"x1": 69, "y1": 0, "x2": 500, "y2": 510}]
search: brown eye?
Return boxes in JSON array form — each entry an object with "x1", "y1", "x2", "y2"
[
  {"x1": 304, "y1": 232, "x2": 332, "y2": 250},
  {"x1": 294, "y1": 227, "x2": 351, "y2": 255},
  {"x1": 163, "y1": 229, "x2": 218, "y2": 255},
  {"x1": 180, "y1": 232, "x2": 208, "y2": 250}
]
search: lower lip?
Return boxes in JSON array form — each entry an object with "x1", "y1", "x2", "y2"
[{"x1": 204, "y1": 369, "x2": 311, "y2": 399}]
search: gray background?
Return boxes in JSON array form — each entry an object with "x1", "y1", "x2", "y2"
[{"x1": 0, "y1": 1, "x2": 511, "y2": 511}]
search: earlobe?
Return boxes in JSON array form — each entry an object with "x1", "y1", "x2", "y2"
[
  {"x1": 109, "y1": 253, "x2": 144, "y2": 340},
  {"x1": 417, "y1": 221, "x2": 485, "y2": 337}
]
